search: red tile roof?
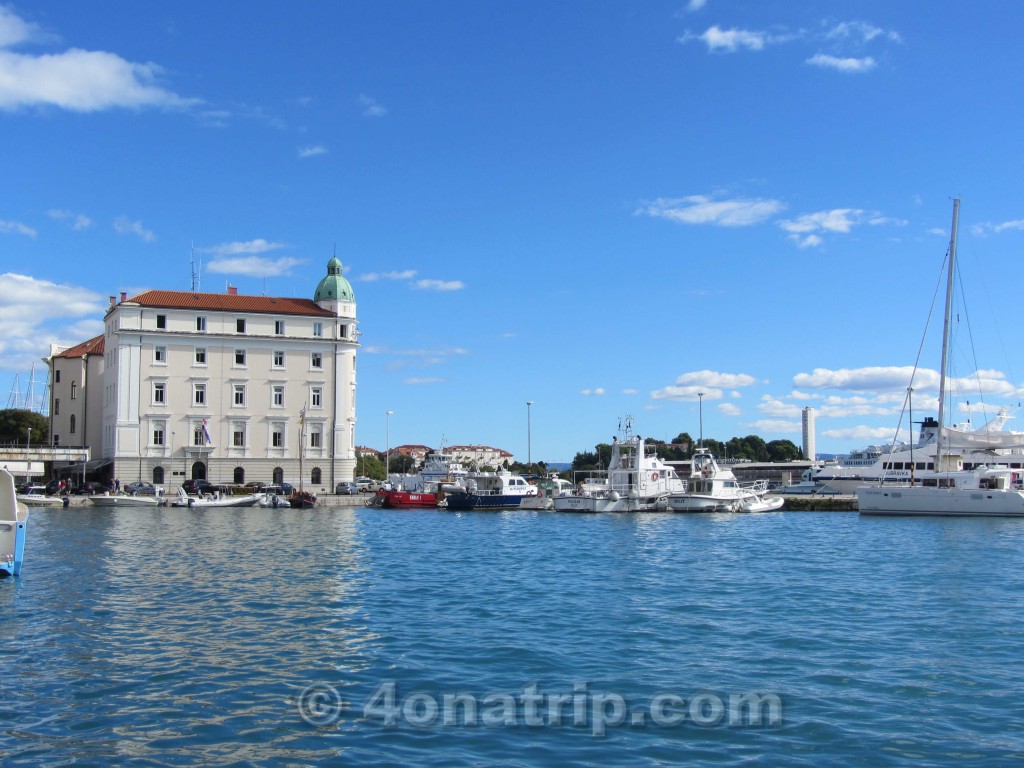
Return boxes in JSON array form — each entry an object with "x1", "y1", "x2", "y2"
[
  {"x1": 125, "y1": 290, "x2": 335, "y2": 317},
  {"x1": 54, "y1": 335, "x2": 105, "y2": 358}
]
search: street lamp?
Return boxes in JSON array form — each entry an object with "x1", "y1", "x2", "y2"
[
  {"x1": 526, "y1": 400, "x2": 534, "y2": 474},
  {"x1": 697, "y1": 392, "x2": 705, "y2": 449},
  {"x1": 385, "y1": 410, "x2": 394, "y2": 478}
]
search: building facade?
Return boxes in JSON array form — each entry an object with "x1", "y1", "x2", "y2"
[{"x1": 48, "y1": 257, "x2": 360, "y2": 493}]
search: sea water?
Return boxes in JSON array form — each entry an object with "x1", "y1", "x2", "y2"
[{"x1": 2, "y1": 507, "x2": 1023, "y2": 766}]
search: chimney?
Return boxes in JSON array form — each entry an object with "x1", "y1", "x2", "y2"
[
  {"x1": 227, "y1": 286, "x2": 238, "y2": 296},
  {"x1": 109, "y1": 296, "x2": 117, "y2": 307},
  {"x1": 120, "y1": 291, "x2": 127, "y2": 302}
]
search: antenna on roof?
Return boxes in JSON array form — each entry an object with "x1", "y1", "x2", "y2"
[{"x1": 190, "y1": 242, "x2": 202, "y2": 293}]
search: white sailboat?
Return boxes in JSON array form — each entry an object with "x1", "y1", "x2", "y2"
[{"x1": 857, "y1": 199, "x2": 1024, "y2": 517}]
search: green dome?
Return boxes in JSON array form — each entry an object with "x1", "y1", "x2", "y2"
[{"x1": 314, "y1": 256, "x2": 355, "y2": 302}]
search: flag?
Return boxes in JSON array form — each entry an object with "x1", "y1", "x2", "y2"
[
  {"x1": 299, "y1": 405, "x2": 306, "y2": 425},
  {"x1": 202, "y1": 418, "x2": 212, "y2": 445}
]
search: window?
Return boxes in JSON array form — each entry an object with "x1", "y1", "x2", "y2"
[
  {"x1": 233, "y1": 384, "x2": 246, "y2": 406},
  {"x1": 71, "y1": 381, "x2": 77, "y2": 399},
  {"x1": 275, "y1": 320, "x2": 285, "y2": 335},
  {"x1": 196, "y1": 316, "x2": 207, "y2": 332},
  {"x1": 235, "y1": 349, "x2": 246, "y2": 366},
  {"x1": 53, "y1": 435, "x2": 59, "y2": 446},
  {"x1": 195, "y1": 348, "x2": 207, "y2": 365},
  {"x1": 273, "y1": 467, "x2": 284, "y2": 484},
  {"x1": 272, "y1": 423, "x2": 285, "y2": 448},
  {"x1": 54, "y1": 398, "x2": 60, "y2": 415},
  {"x1": 272, "y1": 385, "x2": 284, "y2": 407},
  {"x1": 155, "y1": 346, "x2": 167, "y2": 363},
  {"x1": 236, "y1": 318, "x2": 246, "y2": 333},
  {"x1": 309, "y1": 428, "x2": 322, "y2": 448},
  {"x1": 70, "y1": 414, "x2": 76, "y2": 434},
  {"x1": 153, "y1": 426, "x2": 165, "y2": 446},
  {"x1": 273, "y1": 350, "x2": 285, "y2": 368},
  {"x1": 311, "y1": 387, "x2": 322, "y2": 407},
  {"x1": 232, "y1": 424, "x2": 245, "y2": 448},
  {"x1": 194, "y1": 383, "x2": 206, "y2": 406},
  {"x1": 156, "y1": 314, "x2": 166, "y2": 329},
  {"x1": 154, "y1": 382, "x2": 166, "y2": 404},
  {"x1": 340, "y1": 324, "x2": 348, "y2": 339},
  {"x1": 234, "y1": 466, "x2": 245, "y2": 483},
  {"x1": 193, "y1": 426, "x2": 205, "y2": 446},
  {"x1": 311, "y1": 467, "x2": 322, "y2": 484},
  {"x1": 311, "y1": 352, "x2": 323, "y2": 369},
  {"x1": 153, "y1": 466, "x2": 164, "y2": 484},
  {"x1": 313, "y1": 321, "x2": 323, "y2": 337},
  {"x1": 55, "y1": 370, "x2": 61, "y2": 383}
]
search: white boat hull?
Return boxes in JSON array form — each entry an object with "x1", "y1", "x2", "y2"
[
  {"x1": 857, "y1": 486, "x2": 1024, "y2": 517},
  {"x1": 90, "y1": 494, "x2": 163, "y2": 507},
  {"x1": 552, "y1": 494, "x2": 668, "y2": 513},
  {"x1": 15, "y1": 494, "x2": 64, "y2": 507}
]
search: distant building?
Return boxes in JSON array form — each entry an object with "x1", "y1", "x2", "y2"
[
  {"x1": 448, "y1": 444, "x2": 514, "y2": 469},
  {"x1": 46, "y1": 257, "x2": 360, "y2": 492},
  {"x1": 802, "y1": 407, "x2": 816, "y2": 461}
]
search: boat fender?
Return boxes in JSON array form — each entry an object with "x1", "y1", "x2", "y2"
[{"x1": 651, "y1": 472, "x2": 659, "y2": 481}]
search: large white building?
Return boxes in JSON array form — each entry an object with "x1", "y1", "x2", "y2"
[{"x1": 47, "y1": 257, "x2": 359, "y2": 493}]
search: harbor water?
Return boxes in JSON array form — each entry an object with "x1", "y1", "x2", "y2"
[{"x1": 2, "y1": 506, "x2": 1023, "y2": 766}]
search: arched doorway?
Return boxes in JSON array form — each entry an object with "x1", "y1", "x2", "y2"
[
  {"x1": 233, "y1": 466, "x2": 245, "y2": 484},
  {"x1": 153, "y1": 466, "x2": 165, "y2": 484},
  {"x1": 273, "y1": 466, "x2": 284, "y2": 484},
  {"x1": 191, "y1": 461, "x2": 207, "y2": 481}
]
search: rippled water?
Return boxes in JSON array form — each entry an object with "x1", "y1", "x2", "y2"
[{"x1": 2, "y1": 507, "x2": 1024, "y2": 766}]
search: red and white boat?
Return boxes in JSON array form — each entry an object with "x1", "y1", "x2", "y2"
[{"x1": 375, "y1": 448, "x2": 468, "y2": 509}]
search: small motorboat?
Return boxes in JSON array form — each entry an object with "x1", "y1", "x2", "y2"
[{"x1": 1, "y1": 469, "x2": 29, "y2": 577}]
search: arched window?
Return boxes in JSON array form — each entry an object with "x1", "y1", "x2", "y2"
[
  {"x1": 311, "y1": 467, "x2": 322, "y2": 485},
  {"x1": 191, "y1": 461, "x2": 207, "y2": 481},
  {"x1": 273, "y1": 466, "x2": 283, "y2": 484},
  {"x1": 153, "y1": 466, "x2": 165, "y2": 484},
  {"x1": 70, "y1": 414, "x2": 76, "y2": 434},
  {"x1": 233, "y1": 466, "x2": 245, "y2": 484}
]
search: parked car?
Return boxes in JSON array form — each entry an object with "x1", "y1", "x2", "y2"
[
  {"x1": 355, "y1": 477, "x2": 377, "y2": 492},
  {"x1": 336, "y1": 482, "x2": 358, "y2": 495},
  {"x1": 125, "y1": 481, "x2": 158, "y2": 495},
  {"x1": 261, "y1": 483, "x2": 295, "y2": 497},
  {"x1": 76, "y1": 481, "x2": 107, "y2": 496},
  {"x1": 181, "y1": 479, "x2": 215, "y2": 495},
  {"x1": 45, "y1": 479, "x2": 66, "y2": 495}
]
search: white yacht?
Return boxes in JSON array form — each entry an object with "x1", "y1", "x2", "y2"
[
  {"x1": 812, "y1": 410, "x2": 1024, "y2": 494},
  {"x1": 856, "y1": 199, "x2": 1024, "y2": 517},
  {"x1": 553, "y1": 420, "x2": 686, "y2": 513},
  {"x1": 667, "y1": 449, "x2": 784, "y2": 513}
]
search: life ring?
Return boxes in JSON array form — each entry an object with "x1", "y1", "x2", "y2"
[{"x1": 651, "y1": 472, "x2": 659, "y2": 481}]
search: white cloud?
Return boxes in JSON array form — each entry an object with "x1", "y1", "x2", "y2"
[
  {"x1": 414, "y1": 279, "x2": 465, "y2": 291},
  {"x1": 806, "y1": 54, "x2": 876, "y2": 73},
  {"x1": 778, "y1": 208, "x2": 867, "y2": 247},
  {"x1": 0, "y1": 218, "x2": 35, "y2": 237},
  {"x1": 639, "y1": 195, "x2": 785, "y2": 227},
  {"x1": 404, "y1": 377, "x2": 445, "y2": 385},
  {"x1": 581, "y1": 388, "x2": 606, "y2": 396},
  {"x1": 113, "y1": 216, "x2": 155, "y2": 242},
  {"x1": 298, "y1": 145, "x2": 327, "y2": 158},
  {"x1": 697, "y1": 26, "x2": 768, "y2": 52},
  {"x1": 0, "y1": 44, "x2": 197, "y2": 112},
  {"x1": 675, "y1": 370, "x2": 757, "y2": 388},
  {"x1": 686, "y1": 0, "x2": 706, "y2": 10},
  {"x1": 825, "y1": 21, "x2": 900, "y2": 45},
  {"x1": 718, "y1": 403, "x2": 741, "y2": 416},
  {"x1": 359, "y1": 94, "x2": 387, "y2": 118},
  {"x1": 651, "y1": 385, "x2": 722, "y2": 401},
  {"x1": 0, "y1": 272, "x2": 106, "y2": 372},
  {"x1": 622, "y1": 388, "x2": 639, "y2": 395},
  {"x1": 793, "y1": 365, "x2": 926, "y2": 391},
  {"x1": 748, "y1": 419, "x2": 802, "y2": 433},
  {"x1": 199, "y1": 239, "x2": 287, "y2": 256},
  {"x1": 359, "y1": 270, "x2": 417, "y2": 282},
  {"x1": 47, "y1": 209, "x2": 92, "y2": 230},
  {"x1": 206, "y1": 256, "x2": 304, "y2": 277},
  {"x1": 757, "y1": 396, "x2": 802, "y2": 419}
]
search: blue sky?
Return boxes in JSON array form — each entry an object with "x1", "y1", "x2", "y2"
[{"x1": 3, "y1": 1, "x2": 1024, "y2": 463}]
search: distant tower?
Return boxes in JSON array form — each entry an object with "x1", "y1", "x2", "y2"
[{"x1": 802, "y1": 407, "x2": 816, "y2": 461}]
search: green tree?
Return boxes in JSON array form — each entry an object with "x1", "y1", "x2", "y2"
[
  {"x1": 766, "y1": 439, "x2": 802, "y2": 462},
  {"x1": 0, "y1": 409, "x2": 49, "y2": 444}
]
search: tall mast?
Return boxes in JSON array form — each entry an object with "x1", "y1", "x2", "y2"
[{"x1": 935, "y1": 198, "x2": 960, "y2": 466}]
